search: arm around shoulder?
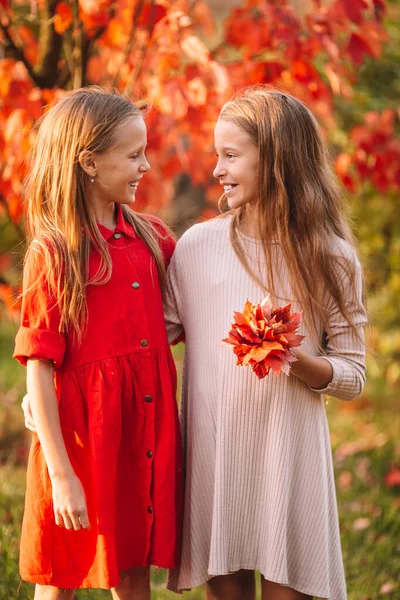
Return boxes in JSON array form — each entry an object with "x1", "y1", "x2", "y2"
[{"x1": 164, "y1": 248, "x2": 185, "y2": 345}]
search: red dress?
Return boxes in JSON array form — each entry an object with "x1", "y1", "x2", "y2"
[{"x1": 14, "y1": 206, "x2": 183, "y2": 589}]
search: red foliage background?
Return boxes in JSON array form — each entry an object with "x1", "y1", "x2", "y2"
[{"x1": 0, "y1": 0, "x2": 399, "y2": 314}]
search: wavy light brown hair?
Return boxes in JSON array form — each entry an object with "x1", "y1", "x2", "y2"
[
  {"x1": 24, "y1": 86, "x2": 169, "y2": 340},
  {"x1": 219, "y1": 86, "x2": 361, "y2": 342}
]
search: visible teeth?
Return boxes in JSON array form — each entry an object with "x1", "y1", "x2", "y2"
[
  {"x1": 129, "y1": 183, "x2": 138, "y2": 188},
  {"x1": 224, "y1": 185, "x2": 233, "y2": 192}
]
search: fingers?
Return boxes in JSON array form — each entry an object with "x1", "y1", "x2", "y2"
[
  {"x1": 60, "y1": 513, "x2": 75, "y2": 531},
  {"x1": 24, "y1": 418, "x2": 36, "y2": 433},
  {"x1": 79, "y1": 510, "x2": 90, "y2": 530},
  {"x1": 55, "y1": 511, "x2": 66, "y2": 528},
  {"x1": 21, "y1": 393, "x2": 29, "y2": 410},
  {"x1": 69, "y1": 508, "x2": 88, "y2": 531},
  {"x1": 52, "y1": 474, "x2": 90, "y2": 532},
  {"x1": 54, "y1": 507, "x2": 90, "y2": 531},
  {"x1": 26, "y1": 399, "x2": 34, "y2": 421},
  {"x1": 21, "y1": 394, "x2": 37, "y2": 433}
]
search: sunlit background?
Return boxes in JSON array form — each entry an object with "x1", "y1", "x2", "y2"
[{"x1": 0, "y1": 0, "x2": 399, "y2": 598}]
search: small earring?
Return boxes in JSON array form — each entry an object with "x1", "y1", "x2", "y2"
[{"x1": 90, "y1": 177, "x2": 95, "y2": 183}]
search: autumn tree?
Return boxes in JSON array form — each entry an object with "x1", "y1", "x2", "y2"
[{"x1": 0, "y1": 0, "x2": 398, "y2": 381}]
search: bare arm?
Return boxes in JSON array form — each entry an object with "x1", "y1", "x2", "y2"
[
  {"x1": 27, "y1": 359, "x2": 90, "y2": 531},
  {"x1": 27, "y1": 358, "x2": 73, "y2": 479}
]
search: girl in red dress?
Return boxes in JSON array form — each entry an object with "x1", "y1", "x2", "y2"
[{"x1": 13, "y1": 87, "x2": 182, "y2": 599}]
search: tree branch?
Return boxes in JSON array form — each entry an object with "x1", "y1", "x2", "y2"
[
  {"x1": 71, "y1": 0, "x2": 84, "y2": 88},
  {"x1": 83, "y1": 2, "x2": 117, "y2": 82},
  {"x1": 0, "y1": 8, "x2": 40, "y2": 86},
  {"x1": 124, "y1": 0, "x2": 156, "y2": 96},
  {"x1": 33, "y1": 0, "x2": 63, "y2": 88},
  {"x1": 111, "y1": 0, "x2": 146, "y2": 88},
  {"x1": 57, "y1": 59, "x2": 72, "y2": 89}
]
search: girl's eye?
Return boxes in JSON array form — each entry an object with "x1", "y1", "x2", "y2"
[
  {"x1": 131, "y1": 153, "x2": 139, "y2": 159},
  {"x1": 227, "y1": 153, "x2": 236, "y2": 159}
]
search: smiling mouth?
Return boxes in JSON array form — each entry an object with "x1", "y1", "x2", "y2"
[
  {"x1": 129, "y1": 182, "x2": 139, "y2": 189},
  {"x1": 223, "y1": 184, "x2": 237, "y2": 193}
]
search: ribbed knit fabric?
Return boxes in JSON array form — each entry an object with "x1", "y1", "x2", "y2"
[{"x1": 165, "y1": 216, "x2": 367, "y2": 599}]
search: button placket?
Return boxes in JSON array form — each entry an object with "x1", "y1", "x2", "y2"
[
  {"x1": 140, "y1": 359, "x2": 156, "y2": 561},
  {"x1": 125, "y1": 244, "x2": 155, "y2": 557},
  {"x1": 126, "y1": 243, "x2": 151, "y2": 352}
]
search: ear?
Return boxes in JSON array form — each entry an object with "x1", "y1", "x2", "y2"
[{"x1": 79, "y1": 150, "x2": 97, "y2": 178}]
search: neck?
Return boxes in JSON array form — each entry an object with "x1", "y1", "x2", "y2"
[
  {"x1": 238, "y1": 204, "x2": 259, "y2": 239},
  {"x1": 92, "y1": 201, "x2": 117, "y2": 229}
]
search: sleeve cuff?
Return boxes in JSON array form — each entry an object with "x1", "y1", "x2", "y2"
[
  {"x1": 13, "y1": 326, "x2": 66, "y2": 368},
  {"x1": 309, "y1": 356, "x2": 345, "y2": 395}
]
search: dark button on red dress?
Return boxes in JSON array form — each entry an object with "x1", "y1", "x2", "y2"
[{"x1": 14, "y1": 206, "x2": 183, "y2": 589}]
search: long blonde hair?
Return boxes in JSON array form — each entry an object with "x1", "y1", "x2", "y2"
[
  {"x1": 218, "y1": 86, "x2": 360, "y2": 342},
  {"x1": 24, "y1": 86, "x2": 169, "y2": 340}
]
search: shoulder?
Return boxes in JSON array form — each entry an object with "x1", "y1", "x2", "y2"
[
  {"x1": 142, "y1": 214, "x2": 176, "y2": 265},
  {"x1": 143, "y1": 214, "x2": 172, "y2": 236},
  {"x1": 329, "y1": 236, "x2": 361, "y2": 269},
  {"x1": 327, "y1": 236, "x2": 364, "y2": 294},
  {"x1": 23, "y1": 238, "x2": 54, "y2": 275},
  {"x1": 176, "y1": 216, "x2": 230, "y2": 252}
]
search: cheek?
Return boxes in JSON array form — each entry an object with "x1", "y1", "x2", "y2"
[
  {"x1": 248, "y1": 160, "x2": 258, "y2": 187},
  {"x1": 101, "y1": 163, "x2": 118, "y2": 179},
  {"x1": 242, "y1": 168, "x2": 257, "y2": 189}
]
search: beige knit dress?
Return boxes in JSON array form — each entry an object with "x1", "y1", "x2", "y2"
[{"x1": 165, "y1": 216, "x2": 367, "y2": 599}]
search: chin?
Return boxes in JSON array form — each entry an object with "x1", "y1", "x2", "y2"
[
  {"x1": 227, "y1": 198, "x2": 249, "y2": 210},
  {"x1": 120, "y1": 196, "x2": 136, "y2": 206}
]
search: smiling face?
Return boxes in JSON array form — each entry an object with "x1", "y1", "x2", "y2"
[
  {"x1": 88, "y1": 115, "x2": 150, "y2": 210},
  {"x1": 213, "y1": 118, "x2": 259, "y2": 210}
]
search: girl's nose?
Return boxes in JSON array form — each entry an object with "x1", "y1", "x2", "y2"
[
  {"x1": 213, "y1": 160, "x2": 225, "y2": 180},
  {"x1": 140, "y1": 156, "x2": 150, "y2": 172}
]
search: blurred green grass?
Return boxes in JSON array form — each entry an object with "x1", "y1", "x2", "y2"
[{"x1": 0, "y1": 320, "x2": 399, "y2": 599}]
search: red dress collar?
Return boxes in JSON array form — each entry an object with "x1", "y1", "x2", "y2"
[{"x1": 97, "y1": 204, "x2": 137, "y2": 241}]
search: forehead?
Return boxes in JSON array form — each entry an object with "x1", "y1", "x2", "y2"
[
  {"x1": 113, "y1": 115, "x2": 147, "y2": 148},
  {"x1": 214, "y1": 118, "x2": 254, "y2": 149}
]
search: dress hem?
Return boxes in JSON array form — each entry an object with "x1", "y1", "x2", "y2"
[
  {"x1": 168, "y1": 565, "x2": 346, "y2": 600},
  {"x1": 20, "y1": 559, "x2": 178, "y2": 590}
]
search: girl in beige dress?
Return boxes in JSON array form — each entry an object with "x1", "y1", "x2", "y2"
[{"x1": 165, "y1": 87, "x2": 367, "y2": 600}]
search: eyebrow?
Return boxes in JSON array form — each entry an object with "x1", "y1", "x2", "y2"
[
  {"x1": 215, "y1": 146, "x2": 240, "y2": 152},
  {"x1": 128, "y1": 144, "x2": 147, "y2": 154}
]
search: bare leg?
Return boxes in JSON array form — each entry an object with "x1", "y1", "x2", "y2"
[
  {"x1": 206, "y1": 570, "x2": 256, "y2": 600},
  {"x1": 261, "y1": 577, "x2": 312, "y2": 600},
  {"x1": 34, "y1": 586, "x2": 75, "y2": 600},
  {"x1": 111, "y1": 566, "x2": 150, "y2": 600}
]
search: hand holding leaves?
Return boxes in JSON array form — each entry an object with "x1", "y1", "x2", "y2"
[{"x1": 222, "y1": 295, "x2": 305, "y2": 379}]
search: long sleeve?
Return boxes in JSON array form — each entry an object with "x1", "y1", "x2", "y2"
[
  {"x1": 310, "y1": 252, "x2": 367, "y2": 401},
  {"x1": 164, "y1": 250, "x2": 185, "y2": 345}
]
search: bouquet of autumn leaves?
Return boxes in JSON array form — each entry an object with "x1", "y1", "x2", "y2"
[{"x1": 222, "y1": 295, "x2": 305, "y2": 379}]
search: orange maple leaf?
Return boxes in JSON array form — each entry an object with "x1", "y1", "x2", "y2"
[{"x1": 222, "y1": 294, "x2": 305, "y2": 379}]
